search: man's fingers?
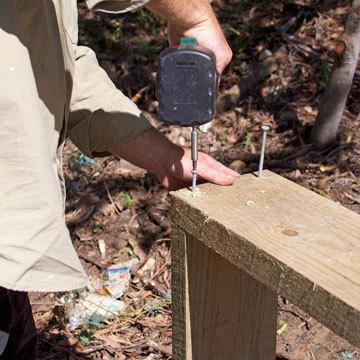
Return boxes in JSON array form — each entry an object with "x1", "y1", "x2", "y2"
[
  {"x1": 197, "y1": 160, "x2": 237, "y2": 186},
  {"x1": 200, "y1": 153, "x2": 239, "y2": 177}
]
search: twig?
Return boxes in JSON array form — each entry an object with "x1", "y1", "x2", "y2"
[
  {"x1": 77, "y1": 345, "x2": 104, "y2": 355},
  {"x1": 66, "y1": 205, "x2": 95, "y2": 228},
  {"x1": 78, "y1": 253, "x2": 103, "y2": 270},
  {"x1": 103, "y1": 180, "x2": 122, "y2": 216},
  {"x1": 148, "y1": 340, "x2": 172, "y2": 356},
  {"x1": 282, "y1": 33, "x2": 322, "y2": 59},
  {"x1": 278, "y1": 308, "x2": 311, "y2": 329},
  {"x1": 131, "y1": 84, "x2": 153, "y2": 103},
  {"x1": 345, "y1": 192, "x2": 360, "y2": 204}
]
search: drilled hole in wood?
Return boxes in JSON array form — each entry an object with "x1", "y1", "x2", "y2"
[{"x1": 281, "y1": 229, "x2": 299, "y2": 237}]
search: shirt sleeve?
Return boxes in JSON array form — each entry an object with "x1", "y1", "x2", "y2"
[
  {"x1": 68, "y1": 45, "x2": 152, "y2": 158},
  {"x1": 86, "y1": 0, "x2": 149, "y2": 13}
]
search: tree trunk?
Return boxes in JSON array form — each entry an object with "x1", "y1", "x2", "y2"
[{"x1": 310, "y1": 0, "x2": 360, "y2": 147}]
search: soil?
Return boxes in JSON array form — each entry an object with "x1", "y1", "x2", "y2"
[{"x1": 31, "y1": 1, "x2": 359, "y2": 359}]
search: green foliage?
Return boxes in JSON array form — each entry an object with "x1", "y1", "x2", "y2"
[
  {"x1": 92, "y1": 224, "x2": 105, "y2": 234},
  {"x1": 231, "y1": 37, "x2": 248, "y2": 54},
  {"x1": 144, "y1": 298, "x2": 170, "y2": 316},
  {"x1": 339, "y1": 127, "x2": 352, "y2": 142},
  {"x1": 277, "y1": 320, "x2": 288, "y2": 335},
  {"x1": 114, "y1": 27, "x2": 124, "y2": 42},
  {"x1": 77, "y1": 314, "x2": 105, "y2": 345},
  {"x1": 313, "y1": 189, "x2": 327, "y2": 197},
  {"x1": 88, "y1": 313, "x2": 106, "y2": 329},
  {"x1": 123, "y1": 194, "x2": 136, "y2": 208},
  {"x1": 243, "y1": 131, "x2": 253, "y2": 151},
  {"x1": 317, "y1": 60, "x2": 330, "y2": 91},
  {"x1": 164, "y1": 292, "x2": 172, "y2": 303},
  {"x1": 55, "y1": 288, "x2": 85, "y2": 304},
  {"x1": 240, "y1": 17, "x2": 252, "y2": 33},
  {"x1": 78, "y1": 329, "x2": 93, "y2": 345},
  {"x1": 137, "y1": 39, "x2": 157, "y2": 61}
]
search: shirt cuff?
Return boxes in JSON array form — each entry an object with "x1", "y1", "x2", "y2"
[
  {"x1": 68, "y1": 106, "x2": 153, "y2": 158},
  {"x1": 86, "y1": 0, "x2": 150, "y2": 13}
]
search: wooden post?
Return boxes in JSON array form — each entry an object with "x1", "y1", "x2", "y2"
[
  {"x1": 171, "y1": 170, "x2": 360, "y2": 358},
  {"x1": 172, "y1": 226, "x2": 277, "y2": 360}
]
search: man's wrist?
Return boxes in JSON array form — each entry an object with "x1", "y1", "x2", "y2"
[
  {"x1": 146, "y1": 0, "x2": 214, "y2": 32},
  {"x1": 110, "y1": 128, "x2": 182, "y2": 176}
]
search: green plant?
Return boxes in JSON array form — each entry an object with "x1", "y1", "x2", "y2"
[
  {"x1": 123, "y1": 194, "x2": 136, "y2": 208},
  {"x1": 77, "y1": 313, "x2": 105, "y2": 345},
  {"x1": 243, "y1": 131, "x2": 253, "y2": 152},
  {"x1": 92, "y1": 224, "x2": 105, "y2": 234},
  {"x1": 137, "y1": 39, "x2": 157, "y2": 61},
  {"x1": 114, "y1": 27, "x2": 123, "y2": 42},
  {"x1": 78, "y1": 329, "x2": 93, "y2": 345},
  {"x1": 317, "y1": 60, "x2": 329, "y2": 91},
  {"x1": 230, "y1": 36, "x2": 248, "y2": 54},
  {"x1": 277, "y1": 320, "x2": 288, "y2": 335}
]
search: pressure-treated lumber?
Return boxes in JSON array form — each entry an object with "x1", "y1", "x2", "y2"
[
  {"x1": 171, "y1": 170, "x2": 360, "y2": 355},
  {"x1": 172, "y1": 225, "x2": 277, "y2": 360}
]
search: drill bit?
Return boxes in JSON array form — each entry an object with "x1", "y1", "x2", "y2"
[{"x1": 191, "y1": 126, "x2": 198, "y2": 195}]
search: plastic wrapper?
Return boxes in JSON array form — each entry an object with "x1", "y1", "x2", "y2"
[
  {"x1": 66, "y1": 292, "x2": 125, "y2": 329},
  {"x1": 103, "y1": 258, "x2": 138, "y2": 299}
]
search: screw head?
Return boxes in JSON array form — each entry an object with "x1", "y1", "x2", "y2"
[{"x1": 261, "y1": 125, "x2": 270, "y2": 131}]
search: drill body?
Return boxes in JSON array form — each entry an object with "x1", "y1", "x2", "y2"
[
  {"x1": 157, "y1": 40, "x2": 218, "y2": 126},
  {"x1": 157, "y1": 38, "x2": 218, "y2": 194}
]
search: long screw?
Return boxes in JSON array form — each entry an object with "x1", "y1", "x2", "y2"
[
  {"x1": 258, "y1": 125, "x2": 270, "y2": 178},
  {"x1": 191, "y1": 126, "x2": 198, "y2": 195}
]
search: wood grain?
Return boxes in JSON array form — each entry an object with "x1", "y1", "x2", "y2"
[
  {"x1": 172, "y1": 225, "x2": 277, "y2": 360},
  {"x1": 171, "y1": 170, "x2": 360, "y2": 347}
]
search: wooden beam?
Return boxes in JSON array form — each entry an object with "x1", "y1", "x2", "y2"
[
  {"x1": 171, "y1": 170, "x2": 360, "y2": 348},
  {"x1": 172, "y1": 225, "x2": 277, "y2": 360}
]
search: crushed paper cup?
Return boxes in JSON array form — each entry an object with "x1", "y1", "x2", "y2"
[{"x1": 103, "y1": 258, "x2": 138, "y2": 299}]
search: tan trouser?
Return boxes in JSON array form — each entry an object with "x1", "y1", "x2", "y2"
[{"x1": 0, "y1": 287, "x2": 37, "y2": 359}]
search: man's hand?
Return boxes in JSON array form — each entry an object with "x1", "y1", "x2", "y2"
[
  {"x1": 146, "y1": 0, "x2": 232, "y2": 75},
  {"x1": 154, "y1": 147, "x2": 237, "y2": 190},
  {"x1": 111, "y1": 129, "x2": 238, "y2": 191}
]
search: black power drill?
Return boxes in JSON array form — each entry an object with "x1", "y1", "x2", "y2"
[{"x1": 157, "y1": 37, "x2": 218, "y2": 194}]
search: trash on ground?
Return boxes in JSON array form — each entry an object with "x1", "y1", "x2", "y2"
[
  {"x1": 98, "y1": 239, "x2": 106, "y2": 257},
  {"x1": 337, "y1": 351, "x2": 355, "y2": 360},
  {"x1": 66, "y1": 292, "x2": 125, "y2": 329},
  {"x1": 73, "y1": 153, "x2": 96, "y2": 167},
  {"x1": 103, "y1": 258, "x2": 139, "y2": 299}
]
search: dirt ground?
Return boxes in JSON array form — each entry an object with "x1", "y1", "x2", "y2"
[{"x1": 31, "y1": 1, "x2": 359, "y2": 359}]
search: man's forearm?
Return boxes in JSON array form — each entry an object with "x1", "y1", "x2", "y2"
[{"x1": 145, "y1": 0, "x2": 215, "y2": 31}]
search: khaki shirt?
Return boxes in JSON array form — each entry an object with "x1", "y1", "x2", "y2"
[{"x1": 0, "y1": 0, "x2": 150, "y2": 292}]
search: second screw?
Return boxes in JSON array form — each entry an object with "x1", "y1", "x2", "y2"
[{"x1": 258, "y1": 125, "x2": 270, "y2": 178}]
